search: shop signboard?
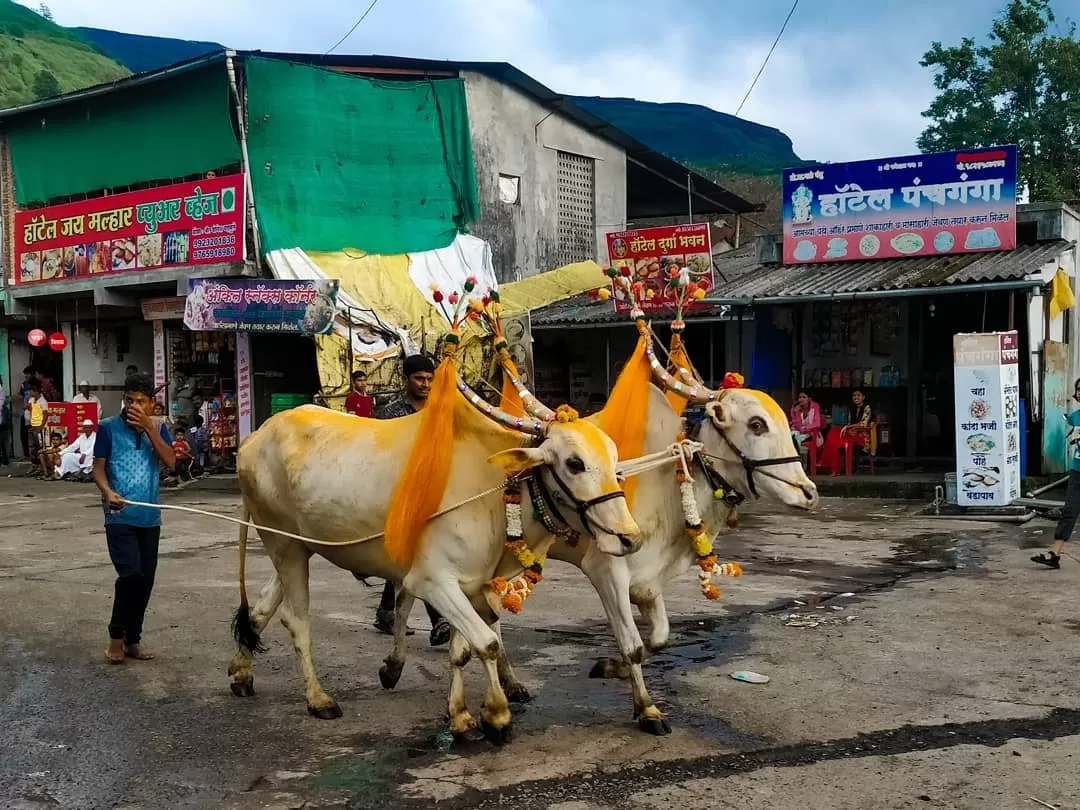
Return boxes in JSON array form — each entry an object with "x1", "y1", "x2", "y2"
[
  {"x1": 184, "y1": 278, "x2": 339, "y2": 334},
  {"x1": 953, "y1": 331, "x2": 1021, "y2": 506},
  {"x1": 152, "y1": 321, "x2": 167, "y2": 396},
  {"x1": 605, "y1": 223, "x2": 713, "y2": 312},
  {"x1": 14, "y1": 173, "x2": 246, "y2": 285},
  {"x1": 783, "y1": 146, "x2": 1017, "y2": 265},
  {"x1": 142, "y1": 296, "x2": 188, "y2": 321},
  {"x1": 46, "y1": 401, "x2": 99, "y2": 444},
  {"x1": 235, "y1": 332, "x2": 253, "y2": 441}
]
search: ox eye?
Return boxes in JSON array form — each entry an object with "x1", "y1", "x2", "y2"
[
  {"x1": 566, "y1": 456, "x2": 587, "y2": 474},
  {"x1": 749, "y1": 417, "x2": 768, "y2": 435}
]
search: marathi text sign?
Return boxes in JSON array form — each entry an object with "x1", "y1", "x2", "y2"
[
  {"x1": 15, "y1": 174, "x2": 246, "y2": 285},
  {"x1": 953, "y1": 331, "x2": 1021, "y2": 507},
  {"x1": 185, "y1": 278, "x2": 340, "y2": 335},
  {"x1": 605, "y1": 223, "x2": 713, "y2": 312},
  {"x1": 783, "y1": 146, "x2": 1017, "y2": 265},
  {"x1": 46, "y1": 402, "x2": 99, "y2": 445}
]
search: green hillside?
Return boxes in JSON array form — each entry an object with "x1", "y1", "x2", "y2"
[{"x1": 0, "y1": 0, "x2": 127, "y2": 108}]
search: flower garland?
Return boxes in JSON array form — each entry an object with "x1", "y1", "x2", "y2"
[
  {"x1": 675, "y1": 433, "x2": 743, "y2": 600},
  {"x1": 491, "y1": 479, "x2": 546, "y2": 614}
]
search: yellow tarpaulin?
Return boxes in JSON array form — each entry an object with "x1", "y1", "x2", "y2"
[
  {"x1": 1050, "y1": 267, "x2": 1076, "y2": 320},
  {"x1": 308, "y1": 250, "x2": 605, "y2": 409}
]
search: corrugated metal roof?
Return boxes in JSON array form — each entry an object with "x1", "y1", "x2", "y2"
[
  {"x1": 529, "y1": 240, "x2": 1075, "y2": 327},
  {"x1": 531, "y1": 295, "x2": 740, "y2": 328},
  {"x1": 705, "y1": 240, "x2": 1074, "y2": 304}
]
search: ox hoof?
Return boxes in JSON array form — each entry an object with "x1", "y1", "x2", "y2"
[
  {"x1": 504, "y1": 683, "x2": 532, "y2": 704},
  {"x1": 638, "y1": 716, "x2": 672, "y2": 736},
  {"x1": 307, "y1": 702, "x2": 344, "y2": 720},
  {"x1": 589, "y1": 658, "x2": 622, "y2": 679},
  {"x1": 481, "y1": 719, "x2": 513, "y2": 746},
  {"x1": 230, "y1": 680, "x2": 255, "y2": 698},
  {"x1": 379, "y1": 660, "x2": 404, "y2": 690}
]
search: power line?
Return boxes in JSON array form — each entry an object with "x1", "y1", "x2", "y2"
[
  {"x1": 325, "y1": 0, "x2": 382, "y2": 55},
  {"x1": 734, "y1": 0, "x2": 800, "y2": 117}
]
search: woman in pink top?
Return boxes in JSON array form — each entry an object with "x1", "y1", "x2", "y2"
[{"x1": 790, "y1": 390, "x2": 823, "y2": 449}]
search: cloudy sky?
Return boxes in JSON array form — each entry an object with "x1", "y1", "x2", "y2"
[{"x1": 24, "y1": 0, "x2": 1022, "y2": 162}]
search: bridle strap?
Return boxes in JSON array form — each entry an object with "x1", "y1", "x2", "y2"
[
  {"x1": 527, "y1": 466, "x2": 627, "y2": 538},
  {"x1": 693, "y1": 418, "x2": 804, "y2": 500}
]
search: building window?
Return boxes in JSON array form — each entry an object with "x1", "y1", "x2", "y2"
[
  {"x1": 498, "y1": 173, "x2": 520, "y2": 205},
  {"x1": 556, "y1": 151, "x2": 596, "y2": 266}
]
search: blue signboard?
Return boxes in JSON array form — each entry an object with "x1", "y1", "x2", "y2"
[{"x1": 782, "y1": 145, "x2": 1018, "y2": 265}]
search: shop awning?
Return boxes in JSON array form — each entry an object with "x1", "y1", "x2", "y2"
[{"x1": 704, "y1": 239, "x2": 1074, "y2": 305}]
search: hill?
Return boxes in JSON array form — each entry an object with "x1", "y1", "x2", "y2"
[
  {"x1": 0, "y1": 0, "x2": 127, "y2": 107},
  {"x1": 570, "y1": 95, "x2": 802, "y2": 177},
  {"x1": 73, "y1": 27, "x2": 221, "y2": 73}
]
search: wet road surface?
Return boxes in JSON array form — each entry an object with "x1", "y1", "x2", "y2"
[{"x1": 1, "y1": 479, "x2": 1078, "y2": 809}]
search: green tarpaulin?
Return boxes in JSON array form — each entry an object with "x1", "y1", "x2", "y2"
[
  {"x1": 243, "y1": 57, "x2": 480, "y2": 256},
  {"x1": 8, "y1": 66, "x2": 241, "y2": 206}
]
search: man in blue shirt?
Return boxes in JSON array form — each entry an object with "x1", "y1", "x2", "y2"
[
  {"x1": 1033, "y1": 377, "x2": 1080, "y2": 569},
  {"x1": 93, "y1": 373, "x2": 177, "y2": 663}
]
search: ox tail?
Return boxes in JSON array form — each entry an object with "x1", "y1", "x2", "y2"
[{"x1": 231, "y1": 504, "x2": 266, "y2": 654}]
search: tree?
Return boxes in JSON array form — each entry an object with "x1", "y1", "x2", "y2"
[
  {"x1": 36, "y1": 3, "x2": 53, "y2": 21},
  {"x1": 32, "y1": 69, "x2": 60, "y2": 100},
  {"x1": 917, "y1": 0, "x2": 1080, "y2": 201}
]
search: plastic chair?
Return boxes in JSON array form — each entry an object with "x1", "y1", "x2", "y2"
[{"x1": 843, "y1": 421, "x2": 878, "y2": 476}]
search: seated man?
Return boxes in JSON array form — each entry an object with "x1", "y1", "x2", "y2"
[
  {"x1": 39, "y1": 431, "x2": 65, "y2": 479},
  {"x1": 58, "y1": 419, "x2": 97, "y2": 480}
]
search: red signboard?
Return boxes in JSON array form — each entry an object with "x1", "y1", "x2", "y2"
[
  {"x1": 14, "y1": 173, "x2": 246, "y2": 285},
  {"x1": 46, "y1": 402, "x2": 99, "y2": 444},
  {"x1": 605, "y1": 223, "x2": 714, "y2": 312}
]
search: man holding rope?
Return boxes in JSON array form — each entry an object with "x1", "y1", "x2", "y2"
[
  {"x1": 93, "y1": 373, "x2": 177, "y2": 664},
  {"x1": 370, "y1": 354, "x2": 451, "y2": 647}
]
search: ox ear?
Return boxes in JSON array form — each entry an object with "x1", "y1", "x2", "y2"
[
  {"x1": 488, "y1": 445, "x2": 549, "y2": 475},
  {"x1": 704, "y1": 400, "x2": 735, "y2": 431}
]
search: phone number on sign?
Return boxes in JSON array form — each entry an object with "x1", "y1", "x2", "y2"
[
  {"x1": 192, "y1": 246, "x2": 239, "y2": 261},
  {"x1": 193, "y1": 234, "x2": 236, "y2": 249}
]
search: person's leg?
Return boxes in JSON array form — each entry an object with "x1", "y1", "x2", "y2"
[
  {"x1": 105, "y1": 524, "x2": 142, "y2": 662},
  {"x1": 125, "y1": 526, "x2": 161, "y2": 656},
  {"x1": 1035, "y1": 470, "x2": 1080, "y2": 568},
  {"x1": 375, "y1": 580, "x2": 397, "y2": 634},
  {"x1": 19, "y1": 421, "x2": 28, "y2": 459},
  {"x1": 424, "y1": 601, "x2": 451, "y2": 647}
]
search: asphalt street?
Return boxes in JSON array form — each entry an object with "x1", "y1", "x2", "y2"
[{"x1": 1, "y1": 477, "x2": 1078, "y2": 809}]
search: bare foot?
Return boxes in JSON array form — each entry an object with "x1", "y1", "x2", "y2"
[
  {"x1": 123, "y1": 644, "x2": 155, "y2": 661},
  {"x1": 105, "y1": 640, "x2": 125, "y2": 664}
]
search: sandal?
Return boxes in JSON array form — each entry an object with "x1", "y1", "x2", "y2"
[{"x1": 1031, "y1": 551, "x2": 1061, "y2": 569}]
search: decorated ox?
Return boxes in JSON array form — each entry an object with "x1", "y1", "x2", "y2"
[
  {"x1": 228, "y1": 325, "x2": 640, "y2": 743},
  {"x1": 483, "y1": 330, "x2": 817, "y2": 733}
]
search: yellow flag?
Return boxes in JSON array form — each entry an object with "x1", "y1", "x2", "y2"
[{"x1": 1050, "y1": 267, "x2": 1076, "y2": 320}]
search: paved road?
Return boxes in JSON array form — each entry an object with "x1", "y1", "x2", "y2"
[{"x1": 1, "y1": 478, "x2": 1077, "y2": 809}]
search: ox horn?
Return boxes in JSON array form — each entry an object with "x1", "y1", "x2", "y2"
[
  {"x1": 635, "y1": 318, "x2": 720, "y2": 405},
  {"x1": 455, "y1": 371, "x2": 551, "y2": 437}
]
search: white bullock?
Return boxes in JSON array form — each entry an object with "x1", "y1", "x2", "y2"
[
  {"x1": 483, "y1": 335, "x2": 818, "y2": 734},
  {"x1": 228, "y1": 376, "x2": 640, "y2": 744}
]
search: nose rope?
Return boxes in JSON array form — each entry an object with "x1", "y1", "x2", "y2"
[{"x1": 108, "y1": 444, "x2": 691, "y2": 550}]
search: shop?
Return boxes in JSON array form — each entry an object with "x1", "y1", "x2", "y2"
[
  {"x1": 179, "y1": 276, "x2": 335, "y2": 444},
  {"x1": 703, "y1": 144, "x2": 1080, "y2": 476}
]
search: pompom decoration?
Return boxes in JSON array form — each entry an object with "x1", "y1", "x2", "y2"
[
  {"x1": 720, "y1": 372, "x2": 745, "y2": 389},
  {"x1": 598, "y1": 287, "x2": 612, "y2": 301}
]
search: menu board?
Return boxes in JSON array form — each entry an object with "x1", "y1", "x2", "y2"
[{"x1": 953, "y1": 332, "x2": 1021, "y2": 506}]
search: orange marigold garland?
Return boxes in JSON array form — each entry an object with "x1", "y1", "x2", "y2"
[
  {"x1": 491, "y1": 479, "x2": 545, "y2": 614},
  {"x1": 675, "y1": 432, "x2": 743, "y2": 600}
]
